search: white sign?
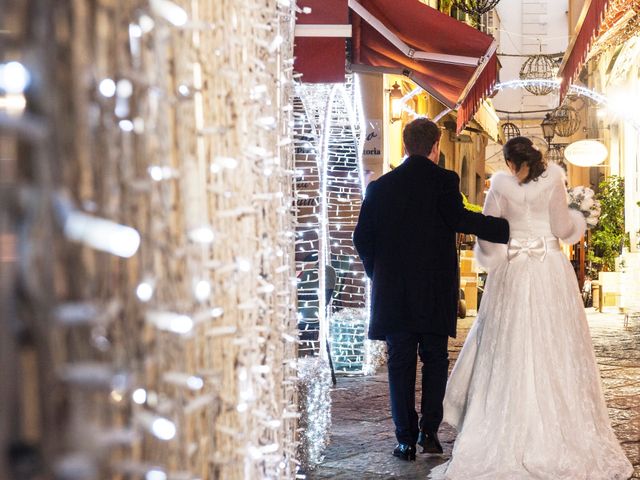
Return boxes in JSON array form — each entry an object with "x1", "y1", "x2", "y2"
[
  {"x1": 363, "y1": 119, "x2": 382, "y2": 158},
  {"x1": 564, "y1": 139, "x2": 608, "y2": 167}
]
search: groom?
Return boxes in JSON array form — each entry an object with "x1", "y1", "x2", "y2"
[{"x1": 353, "y1": 118, "x2": 510, "y2": 461}]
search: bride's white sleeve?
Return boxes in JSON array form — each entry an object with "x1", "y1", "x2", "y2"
[
  {"x1": 549, "y1": 177, "x2": 586, "y2": 244},
  {"x1": 474, "y1": 190, "x2": 508, "y2": 270}
]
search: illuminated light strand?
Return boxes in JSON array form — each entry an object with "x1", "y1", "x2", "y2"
[
  {"x1": 16, "y1": 0, "x2": 302, "y2": 478},
  {"x1": 293, "y1": 91, "x2": 325, "y2": 355},
  {"x1": 296, "y1": 356, "x2": 332, "y2": 471},
  {"x1": 493, "y1": 78, "x2": 640, "y2": 130},
  {"x1": 397, "y1": 79, "x2": 640, "y2": 129},
  {"x1": 62, "y1": 210, "x2": 141, "y2": 258},
  {"x1": 321, "y1": 78, "x2": 367, "y2": 317},
  {"x1": 292, "y1": 77, "x2": 378, "y2": 468},
  {"x1": 295, "y1": 77, "x2": 375, "y2": 363},
  {"x1": 329, "y1": 308, "x2": 386, "y2": 375}
]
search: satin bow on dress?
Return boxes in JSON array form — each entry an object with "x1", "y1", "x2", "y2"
[{"x1": 507, "y1": 237, "x2": 548, "y2": 263}]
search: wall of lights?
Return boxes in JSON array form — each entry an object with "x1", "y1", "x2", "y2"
[
  {"x1": 293, "y1": 86, "x2": 330, "y2": 356},
  {"x1": 1, "y1": 1, "x2": 300, "y2": 479},
  {"x1": 323, "y1": 78, "x2": 368, "y2": 317},
  {"x1": 293, "y1": 75, "x2": 385, "y2": 376},
  {"x1": 296, "y1": 356, "x2": 333, "y2": 470}
]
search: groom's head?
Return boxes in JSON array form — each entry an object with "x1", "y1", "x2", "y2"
[{"x1": 403, "y1": 118, "x2": 441, "y2": 162}]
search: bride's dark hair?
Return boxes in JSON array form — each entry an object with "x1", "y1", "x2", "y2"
[{"x1": 503, "y1": 136, "x2": 546, "y2": 183}]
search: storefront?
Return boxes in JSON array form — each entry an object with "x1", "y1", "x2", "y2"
[{"x1": 561, "y1": 0, "x2": 640, "y2": 311}]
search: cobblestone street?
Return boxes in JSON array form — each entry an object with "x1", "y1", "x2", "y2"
[{"x1": 307, "y1": 310, "x2": 640, "y2": 479}]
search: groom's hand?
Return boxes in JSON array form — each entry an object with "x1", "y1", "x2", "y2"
[{"x1": 438, "y1": 171, "x2": 510, "y2": 244}]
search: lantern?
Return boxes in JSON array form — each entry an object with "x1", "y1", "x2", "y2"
[
  {"x1": 452, "y1": 0, "x2": 501, "y2": 21},
  {"x1": 551, "y1": 105, "x2": 580, "y2": 137},
  {"x1": 545, "y1": 144, "x2": 567, "y2": 170},
  {"x1": 519, "y1": 54, "x2": 557, "y2": 95},
  {"x1": 389, "y1": 82, "x2": 403, "y2": 123},
  {"x1": 540, "y1": 113, "x2": 556, "y2": 146},
  {"x1": 501, "y1": 122, "x2": 520, "y2": 140}
]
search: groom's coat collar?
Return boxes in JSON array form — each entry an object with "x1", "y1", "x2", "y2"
[{"x1": 403, "y1": 154, "x2": 437, "y2": 168}]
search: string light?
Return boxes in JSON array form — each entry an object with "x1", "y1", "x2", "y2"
[
  {"x1": 193, "y1": 279, "x2": 211, "y2": 301},
  {"x1": 493, "y1": 79, "x2": 640, "y2": 129},
  {"x1": 135, "y1": 413, "x2": 177, "y2": 441},
  {"x1": 329, "y1": 308, "x2": 385, "y2": 374},
  {"x1": 0, "y1": 61, "x2": 31, "y2": 93},
  {"x1": 296, "y1": 357, "x2": 332, "y2": 470},
  {"x1": 0, "y1": 93, "x2": 27, "y2": 115},
  {"x1": 294, "y1": 75, "x2": 372, "y2": 359},
  {"x1": 119, "y1": 119, "x2": 134, "y2": 132},
  {"x1": 14, "y1": 0, "x2": 300, "y2": 477},
  {"x1": 187, "y1": 226, "x2": 215, "y2": 243},
  {"x1": 117, "y1": 79, "x2": 133, "y2": 99},
  {"x1": 132, "y1": 388, "x2": 147, "y2": 405},
  {"x1": 150, "y1": 0, "x2": 189, "y2": 27},
  {"x1": 63, "y1": 211, "x2": 141, "y2": 258},
  {"x1": 136, "y1": 281, "x2": 154, "y2": 302},
  {"x1": 98, "y1": 78, "x2": 117, "y2": 98},
  {"x1": 145, "y1": 311, "x2": 194, "y2": 335},
  {"x1": 236, "y1": 257, "x2": 252, "y2": 272},
  {"x1": 145, "y1": 470, "x2": 167, "y2": 480},
  {"x1": 163, "y1": 372, "x2": 205, "y2": 390},
  {"x1": 129, "y1": 23, "x2": 143, "y2": 39},
  {"x1": 147, "y1": 165, "x2": 176, "y2": 181},
  {"x1": 138, "y1": 14, "x2": 155, "y2": 33},
  {"x1": 292, "y1": 74, "x2": 386, "y2": 469}
]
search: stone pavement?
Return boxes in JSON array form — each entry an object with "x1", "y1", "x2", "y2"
[{"x1": 307, "y1": 310, "x2": 640, "y2": 479}]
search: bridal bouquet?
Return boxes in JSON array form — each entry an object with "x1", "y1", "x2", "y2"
[{"x1": 568, "y1": 186, "x2": 601, "y2": 229}]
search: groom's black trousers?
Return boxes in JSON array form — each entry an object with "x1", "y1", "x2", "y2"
[{"x1": 385, "y1": 332, "x2": 449, "y2": 445}]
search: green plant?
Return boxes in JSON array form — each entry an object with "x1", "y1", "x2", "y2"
[
  {"x1": 588, "y1": 176, "x2": 629, "y2": 272},
  {"x1": 438, "y1": 0, "x2": 453, "y2": 14},
  {"x1": 461, "y1": 193, "x2": 483, "y2": 213}
]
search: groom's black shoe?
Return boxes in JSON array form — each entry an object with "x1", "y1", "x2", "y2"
[
  {"x1": 392, "y1": 443, "x2": 416, "y2": 461},
  {"x1": 417, "y1": 431, "x2": 443, "y2": 454}
]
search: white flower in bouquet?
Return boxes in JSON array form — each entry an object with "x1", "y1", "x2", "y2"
[
  {"x1": 568, "y1": 186, "x2": 601, "y2": 229},
  {"x1": 586, "y1": 214, "x2": 599, "y2": 228},
  {"x1": 567, "y1": 187, "x2": 582, "y2": 210},
  {"x1": 580, "y1": 196, "x2": 595, "y2": 211}
]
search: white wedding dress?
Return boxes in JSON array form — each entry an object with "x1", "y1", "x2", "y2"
[{"x1": 429, "y1": 164, "x2": 633, "y2": 480}]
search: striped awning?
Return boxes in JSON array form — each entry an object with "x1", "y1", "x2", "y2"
[
  {"x1": 558, "y1": 0, "x2": 612, "y2": 103},
  {"x1": 294, "y1": 0, "x2": 499, "y2": 133}
]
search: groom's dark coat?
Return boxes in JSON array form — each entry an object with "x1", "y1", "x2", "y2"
[{"x1": 354, "y1": 155, "x2": 510, "y2": 339}]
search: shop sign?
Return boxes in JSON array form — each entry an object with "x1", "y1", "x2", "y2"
[
  {"x1": 564, "y1": 139, "x2": 608, "y2": 167},
  {"x1": 363, "y1": 119, "x2": 382, "y2": 158}
]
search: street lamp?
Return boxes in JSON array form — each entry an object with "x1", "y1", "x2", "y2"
[
  {"x1": 540, "y1": 113, "x2": 556, "y2": 147},
  {"x1": 389, "y1": 82, "x2": 403, "y2": 123}
]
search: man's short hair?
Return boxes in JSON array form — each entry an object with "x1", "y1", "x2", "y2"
[{"x1": 402, "y1": 118, "x2": 441, "y2": 156}]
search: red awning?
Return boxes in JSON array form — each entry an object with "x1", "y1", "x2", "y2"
[
  {"x1": 558, "y1": 0, "x2": 612, "y2": 103},
  {"x1": 293, "y1": 0, "x2": 499, "y2": 132},
  {"x1": 349, "y1": 0, "x2": 498, "y2": 132},
  {"x1": 294, "y1": 0, "x2": 350, "y2": 83}
]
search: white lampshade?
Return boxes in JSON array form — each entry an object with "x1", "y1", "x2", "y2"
[{"x1": 564, "y1": 139, "x2": 608, "y2": 167}]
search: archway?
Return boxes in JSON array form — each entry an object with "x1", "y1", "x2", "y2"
[{"x1": 293, "y1": 76, "x2": 383, "y2": 376}]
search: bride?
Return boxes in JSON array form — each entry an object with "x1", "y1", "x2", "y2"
[{"x1": 429, "y1": 137, "x2": 633, "y2": 479}]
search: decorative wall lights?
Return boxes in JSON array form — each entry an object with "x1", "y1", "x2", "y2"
[{"x1": 389, "y1": 82, "x2": 403, "y2": 123}]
